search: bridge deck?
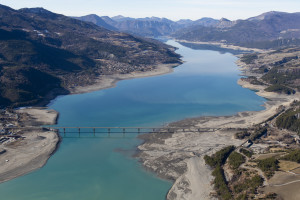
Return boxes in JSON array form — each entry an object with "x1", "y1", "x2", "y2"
[{"x1": 2, "y1": 126, "x2": 220, "y2": 137}]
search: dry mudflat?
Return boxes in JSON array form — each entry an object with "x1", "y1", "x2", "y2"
[
  {"x1": 0, "y1": 63, "x2": 180, "y2": 184},
  {"x1": 0, "y1": 108, "x2": 59, "y2": 183},
  {"x1": 137, "y1": 63, "x2": 300, "y2": 199},
  {"x1": 70, "y1": 63, "x2": 177, "y2": 94}
]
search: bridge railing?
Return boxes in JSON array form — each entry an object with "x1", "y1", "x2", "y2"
[
  {"x1": 1, "y1": 126, "x2": 219, "y2": 138},
  {"x1": 49, "y1": 127, "x2": 218, "y2": 137}
]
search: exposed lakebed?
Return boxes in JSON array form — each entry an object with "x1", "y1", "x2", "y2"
[{"x1": 0, "y1": 40, "x2": 265, "y2": 199}]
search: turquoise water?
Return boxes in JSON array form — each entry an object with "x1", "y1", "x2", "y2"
[{"x1": 0, "y1": 40, "x2": 265, "y2": 199}]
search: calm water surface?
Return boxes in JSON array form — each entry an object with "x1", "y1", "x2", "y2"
[{"x1": 0, "y1": 40, "x2": 265, "y2": 199}]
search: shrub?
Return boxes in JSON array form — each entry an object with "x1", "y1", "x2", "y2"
[
  {"x1": 281, "y1": 149, "x2": 300, "y2": 163},
  {"x1": 248, "y1": 76, "x2": 265, "y2": 85},
  {"x1": 235, "y1": 130, "x2": 251, "y2": 139},
  {"x1": 265, "y1": 84, "x2": 295, "y2": 95},
  {"x1": 204, "y1": 146, "x2": 235, "y2": 168},
  {"x1": 257, "y1": 157, "x2": 279, "y2": 178},
  {"x1": 233, "y1": 175, "x2": 263, "y2": 195},
  {"x1": 276, "y1": 108, "x2": 300, "y2": 133},
  {"x1": 204, "y1": 146, "x2": 236, "y2": 200},
  {"x1": 241, "y1": 54, "x2": 258, "y2": 64},
  {"x1": 236, "y1": 193, "x2": 247, "y2": 200},
  {"x1": 212, "y1": 166, "x2": 232, "y2": 200},
  {"x1": 228, "y1": 152, "x2": 245, "y2": 170},
  {"x1": 250, "y1": 127, "x2": 268, "y2": 141},
  {"x1": 240, "y1": 148, "x2": 253, "y2": 158}
]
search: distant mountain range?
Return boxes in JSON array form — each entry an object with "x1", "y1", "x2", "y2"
[
  {"x1": 0, "y1": 4, "x2": 180, "y2": 107},
  {"x1": 76, "y1": 12, "x2": 300, "y2": 49},
  {"x1": 75, "y1": 14, "x2": 219, "y2": 37},
  {"x1": 73, "y1": 14, "x2": 117, "y2": 31},
  {"x1": 173, "y1": 11, "x2": 300, "y2": 49},
  {"x1": 2, "y1": 4, "x2": 300, "y2": 107}
]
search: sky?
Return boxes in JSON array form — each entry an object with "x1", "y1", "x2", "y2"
[{"x1": 1, "y1": 0, "x2": 300, "y2": 20}]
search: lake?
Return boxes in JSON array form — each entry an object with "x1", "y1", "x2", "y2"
[{"x1": 0, "y1": 40, "x2": 265, "y2": 199}]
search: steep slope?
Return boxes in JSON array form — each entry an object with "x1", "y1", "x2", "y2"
[
  {"x1": 114, "y1": 18, "x2": 179, "y2": 37},
  {"x1": 78, "y1": 14, "x2": 219, "y2": 37},
  {"x1": 106, "y1": 16, "x2": 181, "y2": 37},
  {"x1": 73, "y1": 14, "x2": 117, "y2": 31},
  {"x1": 0, "y1": 5, "x2": 181, "y2": 107},
  {"x1": 192, "y1": 18, "x2": 219, "y2": 27},
  {"x1": 173, "y1": 11, "x2": 300, "y2": 49}
]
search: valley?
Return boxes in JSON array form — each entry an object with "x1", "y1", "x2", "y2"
[{"x1": 0, "y1": 3, "x2": 300, "y2": 200}]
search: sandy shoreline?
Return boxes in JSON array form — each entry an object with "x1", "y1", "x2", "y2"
[
  {"x1": 0, "y1": 108, "x2": 60, "y2": 183},
  {"x1": 0, "y1": 62, "x2": 180, "y2": 184},
  {"x1": 0, "y1": 42, "x2": 296, "y2": 198},
  {"x1": 70, "y1": 63, "x2": 179, "y2": 94},
  {"x1": 136, "y1": 59, "x2": 300, "y2": 199},
  {"x1": 174, "y1": 39, "x2": 267, "y2": 53}
]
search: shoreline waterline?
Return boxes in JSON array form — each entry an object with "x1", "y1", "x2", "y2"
[
  {"x1": 0, "y1": 62, "x2": 181, "y2": 184},
  {"x1": 136, "y1": 44, "x2": 299, "y2": 199},
  {"x1": 0, "y1": 108, "x2": 60, "y2": 184},
  {"x1": 0, "y1": 39, "x2": 270, "y2": 199}
]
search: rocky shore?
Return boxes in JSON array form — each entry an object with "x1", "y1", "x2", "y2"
[
  {"x1": 1, "y1": 41, "x2": 299, "y2": 199},
  {"x1": 136, "y1": 53, "x2": 300, "y2": 199},
  {"x1": 70, "y1": 63, "x2": 178, "y2": 94},
  {"x1": 0, "y1": 62, "x2": 180, "y2": 184},
  {"x1": 174, "y1": 39, "x2": 267, "y2": 53}
]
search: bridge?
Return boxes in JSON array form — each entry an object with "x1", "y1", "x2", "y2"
[
  {"x1": 3, "y1": 126, "x2": 219, "y2": 138},
  {"x1": 51, "y1": 127, "x2": 219, "y2": 137}
]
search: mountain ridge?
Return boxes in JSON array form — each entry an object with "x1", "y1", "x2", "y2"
[
  {"x1": 75, "y1": 14, "x2": 220, "y2": 37},
  {"x1": 73, "y1": 14, "x2": 117, "y2": 31},
  {"x1": 172, "y1": 11, "x2": 300, "y2": 49},
  {"x1": 0, "y1": 5, "x2": 181, "y2": 107},
  {"x1": 75, "y1": 11, "x2": 300, "y2": 49}
]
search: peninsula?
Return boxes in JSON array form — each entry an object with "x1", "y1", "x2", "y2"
[{"x1": 137, "y1": 47, "x2": 300, "y2": 200}]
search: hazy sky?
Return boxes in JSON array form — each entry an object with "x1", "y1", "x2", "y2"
[{"x1": 1, "y1": 0, "x2": 300, "y2": 20}]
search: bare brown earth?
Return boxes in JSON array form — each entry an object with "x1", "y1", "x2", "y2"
[
  {"x1": 263, "y1": 171, "x2": 300, "y2": 200},
  {"x1": 291, "y1": 167, "x2": 300, "y2": 174}
]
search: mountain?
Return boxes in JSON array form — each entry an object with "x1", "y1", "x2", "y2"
[
  {"x1": 105, "y1": 16, "x2": 220, "y2": 37},
  {"x1": 248, "y1": 11, "x2": 290, "y2": 21},
  {"x1": 101, "y1": 16, "x2": 118, "y2": 26},
  {"x1": 0, "y1": 5, "x2": 181, "y2": 107},
  {"x1": 176, "y1": 19, "x2": 193, "y2": 26},
  {"x1": 193, "y1": 18, "x2": 219, "y2": 27},
  {"x1": 176, "y1": 18, "x2": 219, "y2": 28},
  {"x1": 73, "y1": 14, "x2": 117, "y2": 31},
  {"x1": 75, "y1": 11, "x2": 300, "y2": 49},
  {"x1": 113, "y1": 18, "x2": 180, "y2": 37},
  {"x1": 104, "y1": 16, "x2": 181, "y2": 37},
  {"x1": 76, "y1": 14, "x2": 220, "y2": 37},
  {"x1": 173, "y1": 11, "x2": 300, "y2": 49},
  {"x1": 111, "y1": 15, "x2": 135, "y2": 22},
  {"x1": 215, "y1": 18, "x2": 236, "y2": 28}
]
